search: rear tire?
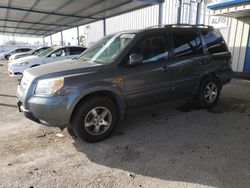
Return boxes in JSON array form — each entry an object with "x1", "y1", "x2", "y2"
[
  {"x1": 196, "y1": 76, "x2": 221, "y2": 108},
  {"x1": 71, "y1": 97, "x2": 118, "y2": 143}
]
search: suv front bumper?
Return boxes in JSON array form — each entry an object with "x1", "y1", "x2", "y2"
[
  {"x1": 17, "y1": 100, "x2": 41, "y2": 124},
  {"x1": 17, "y1": 85, "x2": 77, "y2": 128}
]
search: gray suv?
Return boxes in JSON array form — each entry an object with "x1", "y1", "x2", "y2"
[{"x1": 17, "y1": 25, "x2": 233, "y2": 142}]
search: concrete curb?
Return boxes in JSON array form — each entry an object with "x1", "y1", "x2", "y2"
[{"x1": 233, "y1": 72, "x2": 250, "y2": 80}]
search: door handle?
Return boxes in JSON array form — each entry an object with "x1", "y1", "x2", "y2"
[
  {"x1": 161, "y1": 65, "x2": 168, "y2": 71},
  {"x1": 200, "y1": 56, "x2": 213, "y2": 64}
]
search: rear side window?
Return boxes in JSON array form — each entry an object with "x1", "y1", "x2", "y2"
[
  {"x1": 69, "y1": 47, "x2": 86, "y2": 55},
  {"x1": 134, "y1": 35, "x2": 169, "y2": 63},
  {"x1": 202, "y1": 30, "x2": 228, "y2": 54},
  {"x1": 21, "y1": 48, "x2": 31, "y2": 52},
  {"x1": 173, "y1": 32, "x2": 203, "y2": 57}
]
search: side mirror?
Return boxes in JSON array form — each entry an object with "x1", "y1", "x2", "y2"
[
  {"x1": 51, "y1": 54, "x2": 56, "y2": 58},
  {"x1": 127, "y1": 54, "x2": 143, "y2": 66}
]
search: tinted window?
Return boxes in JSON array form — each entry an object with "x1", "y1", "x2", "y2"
[
  {"x1": 36, "y1": 48, "x2": 47, "y2": 53},
  {"x1": 134, "y1": 35, "x2": 169, "y2": 63},
  {"x1": 21, "y1": 48, "x2": 31, "y2": 52},
  {"x1": 173, "y1": 32, "x2": 203, "y2": 57},
  {"x1": 50, "y1": 48, "x2": 69, "y2": 57},
  {"x1": 69, "y1": 47, "x2": 86, "y2": 55},
  {"x1": 202, "y1": 30, "x2": 227, "y2": 54}
]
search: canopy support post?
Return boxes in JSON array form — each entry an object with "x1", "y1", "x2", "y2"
[
  {"x1": 196, "y1": 0, "x2": 203, "y2": 25},
  {"x1": 61, "y1": 31, "x2": 63, "y2": 46},
  {"x1": 177, "y1": 0, "x2": 182, "y2": 24},
  {"x1": 77, "y1": 26, "x2": 80, "y2": 45},
  {"x1": 43, "y1": 37, "x2": 45, "y2": 46},
  {"x1": 158, "y1": 2, "x2": 163, "y2": 25},
  {"x1": 50, "y1": 35, "x2": 52, "y2": 46},
  {"x1": 103, "y1": 19, "x2": 106, "y2": 36}
]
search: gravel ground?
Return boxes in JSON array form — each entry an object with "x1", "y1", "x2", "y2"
[{"x1": 0, "y1": 60, "x2": 250, "y2": 188}]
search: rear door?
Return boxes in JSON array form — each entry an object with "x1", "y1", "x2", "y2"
[
  {"x1": 201, "y1": 30, "x2": 231, "y2": 69},
  {"x1": 169, "y1": 30, "x2": 205, "y2": 95},
  {"x1": 123, "y1": 32, "x2": 174, "y2": 106}
]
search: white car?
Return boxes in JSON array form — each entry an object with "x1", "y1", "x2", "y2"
[
  {"x1": 8, "y1": 47, "x2": 50, "y2": 62},
  {"x1": 8, "y1": 46, "x2": 86, "y2": 77},
  {"x1": 0, "y1": 52, "x2": 8, "y2": 60},
  {"x1": 2, "y1": 47, "x2": 33, "y2": 60}
]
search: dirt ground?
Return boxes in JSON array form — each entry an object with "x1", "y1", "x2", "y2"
[{"x1": 0, "y1": 60, "x2": 249, "y2": 188}]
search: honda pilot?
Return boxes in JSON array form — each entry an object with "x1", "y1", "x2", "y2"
[{"x1": 17, "y1": 25, "x2": 233, "y2": 143}]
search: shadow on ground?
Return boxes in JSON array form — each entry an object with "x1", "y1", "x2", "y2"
[{"x1": 73, "y1": 97, "x2": 250, "y2": 187}]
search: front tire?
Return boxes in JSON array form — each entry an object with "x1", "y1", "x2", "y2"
[
  {"x1": 71, "y1": 97, "x2": 118, "y2": 143},
  {"x1": 5, "y1": 55, "x2": 10, "y2": 60},
  {"x1": 196, "y1": 76, "x2": 221, "y2": 108}
]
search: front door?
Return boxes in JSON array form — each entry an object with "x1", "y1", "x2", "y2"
[{"x1": 123, "y1": 33, "x2": 174, "y2": 107}]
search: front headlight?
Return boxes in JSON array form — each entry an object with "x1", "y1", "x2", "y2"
[
  {"x1": 35, "y1": 77, "x2": 64, "y2": 96},
  {"x1": 15, "y1": 62, "x2": 29, "y2": 66}
]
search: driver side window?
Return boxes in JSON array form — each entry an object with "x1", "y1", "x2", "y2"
[
  {"x1": 133, "y1": 35, "x2": 169, "y2": 64},
  {"x1": 51, "y1": 48, "x2": 69, "y2": 57}
]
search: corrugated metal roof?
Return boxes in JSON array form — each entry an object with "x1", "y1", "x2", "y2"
[
  {"x1": 0, "y1": 0, "x2": 163, "y2": 37},
  {"x1": 207, "y1": 0, "x2": 250, "y2": 9},
  {"x1": 207, "y1": 0, "x2": 250, "y2": 19}
]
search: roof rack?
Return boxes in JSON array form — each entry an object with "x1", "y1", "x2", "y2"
[{"x1": 148, "y1": 24, "x2": 214, "y2": 29}]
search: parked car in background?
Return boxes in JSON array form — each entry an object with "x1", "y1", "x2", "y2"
[
  {"x1": 17, "y1": 25, "x2": 233, "y2": 143},
  {"x1": 8, "y1": 46, "x2": 86, "y2": 76},
  {"x1": 0, "y1": 52, "x2": 9, "y2": 60},
  {"x1": 4, "y1": 47, "x2": 33, "y2": 60},
  {"x1": 9, "y1": 47, "x2": 50, "y2": 62}
]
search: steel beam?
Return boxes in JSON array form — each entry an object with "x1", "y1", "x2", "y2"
[
  {"x1": 135, "y1": 0, "x2": 164, "y2": 4},
  {"x1": 0, "y1": 18, "x2": 72, "y2": 28},
  {"x1": 0, "y1": 31, "x2": 41, "y2": 37},
  {"x1": 0, "y1": 5, "x2": 99, "y2": 20},
  {"x1": 0, "y1": 25, "x2": 55, "y2": 32}
]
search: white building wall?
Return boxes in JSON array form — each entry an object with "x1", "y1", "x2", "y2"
[
  {"x1": 82, "y1": 20, "x2": 104, "y2": 47},
  {"x1": 106, "y1": 5, "x2": 159, "y2": 34}
]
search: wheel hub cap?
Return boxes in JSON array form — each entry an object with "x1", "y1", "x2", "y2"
[
  {"x1": 204, "y1": 82, "x2": 218, "y2": 103},
  {"x1": 84, "y1": 106, "x2": 112, "y2": 135}
]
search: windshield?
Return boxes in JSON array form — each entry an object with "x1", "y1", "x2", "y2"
[
  {"x1": 79, "y1": 33, "x2": 135, "y2": 64},
  {"x1": 37, "y1": 47, "x2": 55, "y2": 57},
  {"x1": 27, "y1": 49, "x2": 36, "y2": 55}
]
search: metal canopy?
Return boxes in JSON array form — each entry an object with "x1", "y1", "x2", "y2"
[
  {"x1": 0, "y1": 0, "x2": 163, "y2": 37},
  {"x1": 207, "y1": 0, "x2": 250, "y2": 21}
]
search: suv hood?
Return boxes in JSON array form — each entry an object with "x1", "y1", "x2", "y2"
[{"x1": 24, "y1": 59, "x2": 103, "y2": 81}]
